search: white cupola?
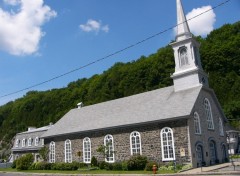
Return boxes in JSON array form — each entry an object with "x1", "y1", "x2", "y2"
[{"x1": 170, "y1": 0, "x2": 209, "y2": 92}]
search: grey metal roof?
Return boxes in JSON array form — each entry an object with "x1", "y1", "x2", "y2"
[
  {"x1": 18, "y1": 125, "x2": 51, "y2": 135},
  {"x1": 42, "y1": 85, "x2": 202, "y2": 138}
]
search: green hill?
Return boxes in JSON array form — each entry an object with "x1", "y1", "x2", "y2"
[{"x1": 0, "y1": 21, "x2": 239, "y2": 159}]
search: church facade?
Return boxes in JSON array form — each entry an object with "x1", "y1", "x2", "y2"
[{"x1": 41, "y1": 0, "x2": 228, "y2": 168}]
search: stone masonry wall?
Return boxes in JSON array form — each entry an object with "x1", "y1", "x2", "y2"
[
  {"x1": 188, "y1": 88, "x2": 228, "y2": 168},
  {"x1": 45, "y1": 119, "x2": 191, "y2": 165}
]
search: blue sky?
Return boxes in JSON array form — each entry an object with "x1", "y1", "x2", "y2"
[{"x1": 0, "y1": 0, "x2": 239, "y2": 105}]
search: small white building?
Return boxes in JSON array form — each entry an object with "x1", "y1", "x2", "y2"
[{"x1": 226, "y1": 129, "x2": 240, "y2": 155}]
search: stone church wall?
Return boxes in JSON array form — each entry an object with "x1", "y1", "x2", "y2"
[
  {"x1": 188, "y1": 88, "x2": 228, "y2": 168},
  {"x1": 45, "y1": 119, "x2": 191, "y2": 165}
]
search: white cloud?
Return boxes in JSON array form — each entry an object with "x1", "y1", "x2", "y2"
[
  {"x1": 0, "y1": 0, "x2": 57, "y2": 56},
  {"x1": 3, "y1": 0, "x2": 20, "y2": 6},
  {"x1": 79, "y1": 19, "x2": 109, "y2": 34},
  {"x1": 186, "y1": 6, "x2": 216, "y2": 36}
]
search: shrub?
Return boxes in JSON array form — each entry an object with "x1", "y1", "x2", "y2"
[
  {"x1": 79, "y1": 162, "x2": 88, "y2": 168},
  {"x1": 105, "y1": 162, "x2": 113, "y2": 170},
  {"x1": 181, "y1": 164, "x2": 192, "y2": 171},
  {"x1": 91, "y1": 156, "x2": 98, "y2": 167},
  {"x1": 30, "y1": 162, "x2": 52, "y2": 170},
  {"x1": 11, "y1": 159, "x2": 17, "y2": 169},
  {"x1": 159, "y1": 165, "x2": 168, "y2": 170},
  {"x1": 127, "y1": 155, "x2": 148, "y2": 170},
  {"x1": 99, "y1": 161, "x2": 106, "y2": 170},
  {"x1": 51, "y1": 162, "x2": 78, "y2": 170},
  {"x1": 112, "y1": 162, "x2": 122, "y2": 170},
  {"x1": 16, "y1": 153, "x2": 34, "y2": 170},
  {"x1": 145, "y1": 162, "x2": 158, "y2": 171},
  {"x1": 122, "y1": 161, "x2": 128, "y2": 171}
]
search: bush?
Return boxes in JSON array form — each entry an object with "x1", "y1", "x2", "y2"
[
  {"x1": 159, "y1": 165, "x2": 168, "y2": 170},
  {"x1": 51, "y1": 162, "x2": 78, "y2": 170},
  {"x1": 99, "y1": 161, "x2": 105, "y2": 170},
  {"x1": 145, "y1": 162, "x2": 158, "y2": 171},
  {"x1": 16, "y1": 153, "x2": 34, "y2": 170},
  {"x1": 30, "y1": 162, "x2": 52, "y2": 170},
  {"x1": 79, "y1": 162, "x2": 88, "y2": 168},
  {"x1": 104, "y1": 162, "x2": 113, "y2": 170},
  {"x1": 91, "y1": 156, "x2": 98, "y2": 167},
  {"x1": 127, "y1": 155, "x2": 148, "y2": 170},
  {"x1": 112, "y1": 162, "x2": 122, "y2": 170},
  {"x1": 181, "y1": 164, "x2": 192, "y2": 171},
  {"x1": 11, "y1": 159, "x2": 17, "y2": 169},
  {"x1": 122, "y1": 161, "x2": 128, "y2": 171}
]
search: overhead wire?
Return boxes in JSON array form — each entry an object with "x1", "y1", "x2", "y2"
[{"x1": 0, "y1": 0, "x2": 231, "y2": 99}]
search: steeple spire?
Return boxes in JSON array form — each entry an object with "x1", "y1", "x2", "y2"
[
  {"x1": 176, "y1": 0, "x2": 191, "y2": 41},
  {"x1": 170, "y1": 0, "x2": 209, "y2": 92}
]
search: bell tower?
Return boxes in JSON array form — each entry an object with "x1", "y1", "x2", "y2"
[{"x1": 170, "y1": 0, "x2": 209, "y2": 91}]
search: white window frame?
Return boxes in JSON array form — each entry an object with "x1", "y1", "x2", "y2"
[
  {"x1": 35, "y1": 137, "x2": 39, "y2": 146},
  {"x1": 41, "y1": 138, "x2": 44, "y2": 146},
  {"x1": 104, "y1": 134, "x2": 115, "y2": 163},
  {"x1": 194, "y1": 112, "x2": 201, "y2": 134},
  {"x1": 219, "y1": 117, "x2": 224, "y2": 136},
  {"x1": 22, "y1": 139, "x2": 26, "y2": 147},
  {"x1": 65, "y1": 139, "x2": 72, "y2": 163},
  {"x1": 160, "y1": 127, "x2": 175, "y2": 161},
  {"x1": 28, "y1": 138, "x2": 32, "y2": 147},
  {"x1": 204, "y1": 98, "x2": 214, "y2": 130},
  {"x1": 49, "y1": 141, "x2": 55, "y2": 163},
  {"x1": 83, "y1": 137, "x2": 91, "y2": 163},
  {"x1": 130, "y1": 131, "x2": 142, "y2": 155}
]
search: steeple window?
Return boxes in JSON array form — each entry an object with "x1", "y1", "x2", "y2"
[{"x1": 179, "y1": 47, "x2": 189, "y2": 67}]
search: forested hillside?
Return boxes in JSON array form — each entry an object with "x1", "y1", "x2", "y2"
[{"x1": 0, "y1": 21, "x2": 239, "y2": 158}]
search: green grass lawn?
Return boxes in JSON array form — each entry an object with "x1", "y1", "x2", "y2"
[{"x1": 0, "y1": 168, "x2": 177, "y2": 175}]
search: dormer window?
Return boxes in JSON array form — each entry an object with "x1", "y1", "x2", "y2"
[
  {"x1": 35, "y1": 137, "x2": 39, "y2": 146},
  {"x1": 28, "y1": 138, "x2": 33, "y2": 146},
  {"x1": 179, "y1": 47, "x2": 189, "y2": 67},
  {"x1": 15, "y1": 139, "x2": 20, "y2": 147},
  {"x1": 22, "y1": 139, "x2": 26, "y2": 147}
]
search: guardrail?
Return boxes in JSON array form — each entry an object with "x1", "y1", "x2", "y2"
[{"x1": 0, "y1": 163, "x2": 12, "y2": 168}]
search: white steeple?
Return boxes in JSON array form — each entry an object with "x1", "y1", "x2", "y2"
[
  {"x1": 170, "y1": 0, "x2": 209, "y2": 92},
  {"x1": 176, "y1": 0, "x2": 192, "y2": 41}
]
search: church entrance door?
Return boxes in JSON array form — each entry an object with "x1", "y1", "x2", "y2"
[
  {"x1": 196, "y1": 145, "x2": 204, "y2": 167},
  {"x1": 209, "y1": 141, "x2": 217, "y2": 165}
]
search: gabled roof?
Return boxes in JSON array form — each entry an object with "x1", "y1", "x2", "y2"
[
  {"x1": 42, "y1": 85, "x2": 202, "y2": 138},
  {"x1": 17, "y1": 125, "x2": 51, "y2": 135}
]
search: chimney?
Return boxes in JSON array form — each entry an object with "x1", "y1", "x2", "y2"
[
  {"x1": 28, "y1": 127, "x2": 36, "y2": 131},
  {"x1": 77, "y1": 102, "x2": 83, "y2": 109}
]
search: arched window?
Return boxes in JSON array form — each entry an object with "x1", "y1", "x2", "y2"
[
  {"x1": 204, "y1": 98, "x2": 214, "y2": 130},
  {"x1": 130, "y1": 131, "x2": 142, "y2": 155},
  {"x1": 83, "y1": 137, "x2": 91, "y2": 163},
  {"x1": 28, "y1": 138, "x2": 33, "y2": 146},
  {"x1": 65, "y1": 139, "x2": 72, "y2": 163},
  {"x1": 35, "y1": 137, "x2": 39, "y2": 146},
  {"x1": 179, "y1": 47, "x2": 188, "y2": 67},
  {"x1": 219, "y1": 117, "x2": 224, "y2": 136},
  {"x1": 160, "y1": 127, "x2": 175, "y2": 161},
  {"x1": 22, "y1": 139, "x2": 26, "y2": 147},
  {"x1": 104, "y1": 135, "x2": 115, "y2": 163},
  {"x1": 194, "y1": 112, "x2": 201, "y2": 134},
  {"x1": 49, "y1": 141, "x2": 55, "y2": 163}
]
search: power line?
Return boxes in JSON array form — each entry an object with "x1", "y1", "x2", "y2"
[{"x1": 0, "y1": 0, "x2": 231, "y2": 99}]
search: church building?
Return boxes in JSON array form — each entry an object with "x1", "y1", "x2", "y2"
[{"x1": 41, "y1": 0, "x2": 228, "y2": 168}]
